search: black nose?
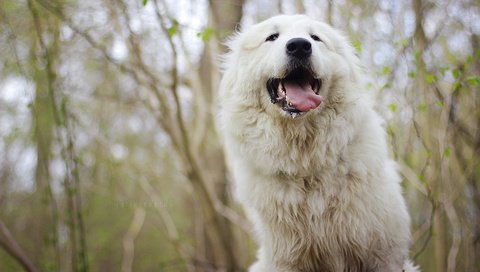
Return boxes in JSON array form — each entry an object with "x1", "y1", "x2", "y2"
[{"x1": 286, "y1": 38, "x2": 312, "y2": 59}]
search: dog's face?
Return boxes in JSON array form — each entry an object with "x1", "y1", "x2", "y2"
[{"x1": 224, "y1": 15, "x2": 360, "y2": 119}]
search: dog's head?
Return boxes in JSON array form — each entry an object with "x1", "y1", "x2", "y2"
[{"x1": 221, "y1": 15, "x2": 361, "y2": 119}]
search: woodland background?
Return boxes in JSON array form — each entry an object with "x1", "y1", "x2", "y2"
[{"x1": 0, "y1": 0, "x2": 479, "y2": 271}]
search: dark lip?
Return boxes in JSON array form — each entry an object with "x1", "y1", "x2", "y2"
[{"x1": 266, "y1": 66, "x2": 322, "y2": 116}]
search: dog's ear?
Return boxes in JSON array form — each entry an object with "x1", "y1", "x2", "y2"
[{"x1": 237, "y1": 31, "x2": 265, "y2": 50}]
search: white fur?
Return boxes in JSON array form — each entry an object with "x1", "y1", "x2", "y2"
[{"x1": 218, "y1": 15, "x2": 419, "y2": 272}]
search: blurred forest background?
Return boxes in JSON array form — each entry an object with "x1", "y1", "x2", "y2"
[{"x1": 0, "y1": 0, "x2": 479, "y2": 271}]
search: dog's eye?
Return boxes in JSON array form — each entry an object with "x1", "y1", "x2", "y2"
[
  {"x1": 265, "y1": 33, "x2": 279, "y2": 42},
  {"x1": 310, "y1": 34, "x2": 322, "y2": 42}
]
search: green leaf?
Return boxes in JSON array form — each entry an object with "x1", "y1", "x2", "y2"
[
  {"x1": 400, "y1": 39, "x2": 410, "y2": 47},
  {"x1": 388, "y1": 103, "x2": 397, "y2": 113},
  {"x1": 467, "y1": 76, "x2": 480, "y2": 86},
  {"x1": 466, "y1": 55, "x2": 473, "y2": 64},
  {"x1": 452, "y1": 69, "x2": 462, "y2": 79},
  {"x1": 197, "y1": 27, "x2": 214, "y2": 43},
  {"x1": 381, "y1": 66, "x2": 391, "y2": 75},
  {"x1": 408, "y1": 71, "x2": 416, "y2": 78},
  {"x1": 417, "y1": 103, "x2": 427, "y2": 112},
  {"x1": 167, "y1": 20, "x2": 179, "y2": 37},
  {"x1": 453, "y1": 81, "x2": 462, "y2": 91},
  {"x1": 352, "y1": 40, "x2": 362, "y2": 53},
  {"x1": 425, "y1": 74, "x2": 436, "y2": 84},
  {"x1": 443, "y1": 148, "x2": 451, "y2": 157},
  {"x1": 436, "y1": 101, "x2": 444, "y2": 108},
  {"x1": 417, "y1": 174, "x2": 426, "y2": 183},
  {"x1": 167, "y1": 27, "x2": 177, "y2": 37},
  {"x1": 142, "y1": 0, "x2": 148, "y2": 6}
]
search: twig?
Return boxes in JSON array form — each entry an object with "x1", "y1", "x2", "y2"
[
  {"x1": 121, "y1": 208, "x2": 146, "y2": 272},
  {"x1": 154, "y1": 2, "x2": 238, "y2": 269},
  {"x1": 413, "y1": 192, "x2": 437, "y2": 260},
  {"x1": 398, "y1": 161, "x2": 428, "y2": 196},
  {"x1": 214, "y1": 202, "x2": 252, "y2": 235},
  {"x1": 152, "y1": 0, "x2": 210, "y2": 152},
  {"x1": 137, "y1": 177, "x2": 192, "y2": 260},
  {"x1": 0, "y1": 220, "x2": 40, "y2": 272},
  {"x1": 32, "y1": 0, "x2": 173, "y2": 128},
  {"x1": 445, "y1": 203, "x2": 461, "y2": 272}
]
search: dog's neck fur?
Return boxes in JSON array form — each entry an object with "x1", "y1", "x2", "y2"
[{"x1": 230, "y1": 92, "x2": 359, "y2": 179}]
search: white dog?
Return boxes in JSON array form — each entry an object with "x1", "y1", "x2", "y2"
[{"x1": 218, "y1": 15, "x2": 418, "y2": 272}]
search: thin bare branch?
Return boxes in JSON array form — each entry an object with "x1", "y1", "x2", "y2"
[
  {"x1": 0, "y1": 220, "x2": 40, "y2": 272},
  {"x1": 413, "y1": 195, "x2": 437, "y2": 260},
  {"x1": 137, "y1": 177, "x2": 192, "y2": 260},
  {"x1": 121, "y1": 208, "x2": 146, "y2": 272},
  {"x1": 445, "y1": 203, "x2": 461, "y2": 272}
]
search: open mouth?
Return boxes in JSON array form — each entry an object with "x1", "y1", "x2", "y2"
[{"x1": 267, "y1": 67, "x2": 323, "y2": 118}]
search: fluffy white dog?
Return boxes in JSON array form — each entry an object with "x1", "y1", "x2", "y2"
[{"x1": 218, "y1": 15, "x2": 418, "y2": 272}]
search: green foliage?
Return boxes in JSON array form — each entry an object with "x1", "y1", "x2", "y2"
[
  {"x1": 381, "y1": 66, "x2": 391, "y2": 75},
  {"x1": 439, "y1": 66, "x2": 449, "y2": 76},
  {"x1": 417, "y1": 174, "x2": 426, "y2": 183},
  {"x1": 417, "y1": 103, "x2": 427, "y2": 112},
  {"x1": 452, "y1": 81, "x2": 462, "y2": 91},
  {"x1": 1, "y1": 0, "x2": 23, "y2": 13},
  {"x1": 142, "y1": 0, "x2": 148, "y2": 6},
  {"x1": 197, "y1": 27, "x2": 214, "y2": 43},
  {"x1": 452, "y1": 68, "x2": 462, "y2": 79},
  {"x1": 388, "y1": 103, "x2": 397, "y2": 113},
  {"x1": 466, "y1": 54, "x2": 474, "y2": 65},
  {"x1": 425, "y1": 74, "x2": 436, "y2": 84},
  {"x1": 167, "y1": 20, "x2": 179, "y2": 37},
  {"x1": 352, "y1": 40, "x2": 362, "y2": 53},
  {"x1": 466, "y1": 76, "x2": 480, "y2": 86}
]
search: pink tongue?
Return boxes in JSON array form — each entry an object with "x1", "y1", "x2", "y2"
[{"x1": 283, "y1": 81, "x2": 322, "y2": 112}]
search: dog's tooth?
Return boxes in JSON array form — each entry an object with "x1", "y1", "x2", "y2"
[{"x1": 286, "y1": 95, "x2": 292, "y2": 106}]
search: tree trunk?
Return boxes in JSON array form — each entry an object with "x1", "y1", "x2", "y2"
[{"x1": 413, "y1": 0, "x2": 446, "y2": 271}]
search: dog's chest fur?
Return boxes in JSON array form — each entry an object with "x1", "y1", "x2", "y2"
[
  {"x1": 260, "y1": 172, "x2": 378, "y2": 271},
  {"x1": 227, "y1": 107, "x2": 394, "y2": 271}
]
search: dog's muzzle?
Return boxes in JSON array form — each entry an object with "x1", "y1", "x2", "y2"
[{"x1": 267, "y1": 45, "x2": 323, "y2": 118}]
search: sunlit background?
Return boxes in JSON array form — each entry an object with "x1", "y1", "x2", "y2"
[{"x1": 0, "y1": 0, "x2": 479, "y2": 271}]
